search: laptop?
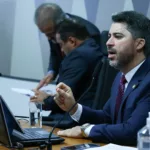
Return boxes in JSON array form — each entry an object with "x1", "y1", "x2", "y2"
[{"x1": 0, "y1": 95, "x2": 64, "y2": 148}]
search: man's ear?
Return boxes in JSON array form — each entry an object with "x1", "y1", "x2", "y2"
[
  {"x1": 135, "y1": 38, "x2": 145, "y2": 52},
  {"x1": 68, "y1": 37, "x2": 76, "y2": 47}
]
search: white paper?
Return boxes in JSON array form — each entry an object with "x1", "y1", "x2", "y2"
[
  {"x1": 11, "y1": 85, "x2": 56, "y2": 97},
  {"x1": 11, "y1": 88, "x2": 35, "y2": 97},
  {"x1": 86, "y1": 143, "x2": 137, "y2": 150}
]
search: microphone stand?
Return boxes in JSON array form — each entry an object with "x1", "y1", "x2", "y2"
[{"x1": 45, "y1": 60, "x2": 102, "y2": 150}]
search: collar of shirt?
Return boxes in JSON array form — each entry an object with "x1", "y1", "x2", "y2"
[{"x1": 125, "y1": 60, "x2": 145, "y2": 84}]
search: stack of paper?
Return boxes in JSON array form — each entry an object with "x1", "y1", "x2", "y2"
[{"x1": 86, "y1": 143, "x2": 137, "y2": 150}]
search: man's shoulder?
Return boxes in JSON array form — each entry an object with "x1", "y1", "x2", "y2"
[
  {"x1": 134, "y1": 57, "x2": 150, "y2": 81},
  {"x1": 75, "y1": 38, "x2": 101, "y2": 53},
  {"x1": 66, "y1": 13, "x2": 94, "y2": 26},
  {"x1": 62, "y1": 41, "x2": 99, "y2": 63},
  {"x1": 66, "y1": 13, "x2": 86, "y2": 22},
  {"x1": 66, "y1": 13, "x2": 100, "y2": 32}
]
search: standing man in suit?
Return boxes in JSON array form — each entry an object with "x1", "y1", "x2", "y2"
[
  {"x1": 34, "y1": 3, "x2": 101, "y2": 90},
  {"x1": 54, "y1": 11, "x2": 150, "y2": 145},
  {"x1": 31, "y1": 20, "x2": 102, "y2": 125}
]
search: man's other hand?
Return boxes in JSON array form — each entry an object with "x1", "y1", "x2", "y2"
[
  {"x1": 57, "y1": 126, "x2": 83, "y2": 138},
  {"x1": 30, "y1": 90, "x2": 50, "y2": 103},
  {"x1": 36, "y1": 73, "x2": 54, "y2": 90},
  {"x1": 54, "y1": 82, "x2": 77, "y2": 114}
]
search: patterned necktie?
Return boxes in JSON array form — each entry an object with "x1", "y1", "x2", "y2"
[{"x1": 115, "y1": 74, "x2": 127, "y2": 121}]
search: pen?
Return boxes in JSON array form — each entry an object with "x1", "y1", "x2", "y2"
[{"x1": 25, "y1": 94, "x2": 31, "y2": 97}]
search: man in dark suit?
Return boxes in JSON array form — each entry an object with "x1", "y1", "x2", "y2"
[
  {"x1": 34, "y1": 3, "x2": 101, "y2": 90},
  {"x1": 54, "y1": 11, "x2": 150, "y2": 145},
  {"x1": 31, "y1": 20, "x2": 102, "y2": 124}
]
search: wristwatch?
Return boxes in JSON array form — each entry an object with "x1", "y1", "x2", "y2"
[{"x1": 80, "y1": 123, "x2": 91, "y2": 137}]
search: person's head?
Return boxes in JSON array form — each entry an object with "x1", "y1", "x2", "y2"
[
  {"x1": 106, "y1": 11, "x2": 150, "y2": 73},
  {"x1": 55, "y1": 19, "x2": 89, "y2": 55},
  {"x1": 34, "y1": 3, "x2": 65, "y2": 41}
]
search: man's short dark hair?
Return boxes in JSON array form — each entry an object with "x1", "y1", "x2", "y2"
[
  {"x1": 56, "y1": 19, "x2": 89, "y2": 42},
  {"x1": 112, "y1": 11, "x2": 150, "y2": 56}
]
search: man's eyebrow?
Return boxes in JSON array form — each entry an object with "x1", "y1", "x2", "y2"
[
  {"x1": 108, "y1": 32, "x2": 123, "y2": 36},
  {"x1": 113, "y1": 32, "x2": 124, "y2": 36},
  {"x1": 113, "y1": 31, "x2": 123, "y2": 34}
]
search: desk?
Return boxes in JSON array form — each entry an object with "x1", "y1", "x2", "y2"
[
  {"x1": 0, "y1": 76, "x2": 56, "y2": 117},
  {"x1": 0, "y1": 122, "x2": 100, "y2": 150}
]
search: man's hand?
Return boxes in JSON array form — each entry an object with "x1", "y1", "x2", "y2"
[
  {"x1": 57, "y1": 126, "x2": 83, "y2": 138},
  {"x1": 36, "y1": 73, "x2": 54, "y2": 90},
  {"x1": 30, "y1": 90, "x2": 50, "y2": 103},
  {"x1": 54, "y1": 82, "x2": 77, "y2": 114}
]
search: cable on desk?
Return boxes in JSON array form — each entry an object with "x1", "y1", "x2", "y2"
[{"x1": 15, "y1": 115, "x2": 29, "y2": 118}]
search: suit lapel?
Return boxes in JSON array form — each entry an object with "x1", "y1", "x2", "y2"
[
  {"x1": 116, "y1": 57, "x2": 150, "y2": 122},
  {"x1": 122, "y1": 78, "x2": 140, "y2": 101}
]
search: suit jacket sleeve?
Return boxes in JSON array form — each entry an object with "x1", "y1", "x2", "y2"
[
  {"x1": 79, "y1": 93, "x2": 150, "y2": 145},
  {"x1": 43, "y1": 51, "x2": 88, "y2": 112},
  {"x1": 59, "y1": 51, "x2": 88, "y2": 98},
  {"x1": 43, "y1": 95, "x2": 65, "y2": 113},
  {"x1": 48, "y1": 41, "x2": 62, "y2": 79}
]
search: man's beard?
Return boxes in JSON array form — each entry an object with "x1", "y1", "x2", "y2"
[{"x1": 109, "y1": 52, "x2": 134, "y2": 70}]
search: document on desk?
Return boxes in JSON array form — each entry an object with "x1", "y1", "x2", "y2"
[
  {"x1": 86, "y1": 143, "x2": 137, "y2": 150},
  {"x1": 11, "y1": 85, "x2": 56, "y2": 97}
]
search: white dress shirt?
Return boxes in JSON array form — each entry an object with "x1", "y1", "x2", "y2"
[{"x1": 71, "y1": 60, "x2": 145, "y2": 136}]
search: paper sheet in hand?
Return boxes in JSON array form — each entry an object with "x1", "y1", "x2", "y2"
[
  {"x1": 11, "y1": 88, "x2": 35, "y2": 97},
  {"x1": 86, "y1": 143, "x2": 137, "y2": 150},
  {"x1": 11, "y1": 85, "x2": 56, "y2": 97}
]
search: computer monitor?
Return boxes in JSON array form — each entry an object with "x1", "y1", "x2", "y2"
[
  {"x1": 0, "y1": 95, "x2": 24, "y2": 147},
  {"x1": 0, "y1": 96, "x2": 12, "y2": 147}
]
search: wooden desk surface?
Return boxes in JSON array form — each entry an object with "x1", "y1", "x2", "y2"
[{"x1": 0, "y1": 121, "x2": 100, "y2": 150}]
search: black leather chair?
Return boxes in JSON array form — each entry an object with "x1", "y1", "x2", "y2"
[
  {"x1": 100, "y1": 30, "x2": 109, "y2": 56},
  {"x1": 91, "y1": 30, "x2": 118, "y2": 109},
  {"x1": 91, "y1": 57, "x2": 118, "y2": 109}
]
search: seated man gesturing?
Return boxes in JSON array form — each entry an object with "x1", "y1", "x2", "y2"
[{"x1": 54, "y1": 11, "x2": 150, "y2": 145}]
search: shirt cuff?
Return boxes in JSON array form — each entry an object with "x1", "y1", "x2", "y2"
[
  {"x1": 70, "y1": 104, "x2": 82, "y2": 122},
  {"x1": 47, "y1": 70, "x2": 55, "y2": 75},
  {"x1": 84, "y1": 125, "x2": 94, "y2": 137}
]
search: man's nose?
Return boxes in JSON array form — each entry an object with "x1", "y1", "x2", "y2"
[{"x1": 106, "y1": 37, "x2": 114, "y2": 47}]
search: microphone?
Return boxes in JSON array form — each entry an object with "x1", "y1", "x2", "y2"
[{"x1": 46, "y1": 59, "x2": 102, "y2": 150}]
